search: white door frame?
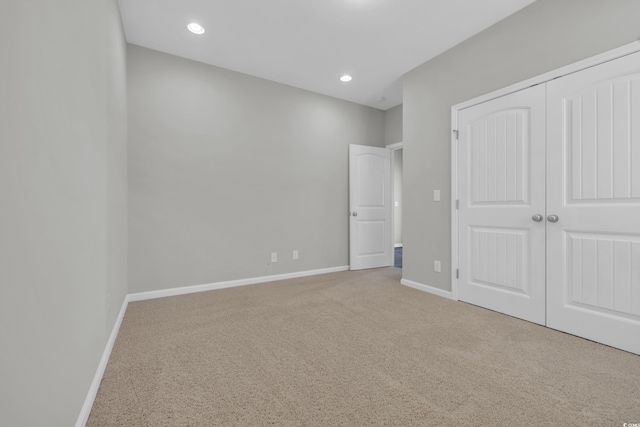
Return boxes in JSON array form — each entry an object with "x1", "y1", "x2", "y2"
[
  {"x1": 388, "y1": 141, "x2": 403, "y2": 263},
  {"x1": 451, "y1": 41, "x2": 640, "y2": 302}
]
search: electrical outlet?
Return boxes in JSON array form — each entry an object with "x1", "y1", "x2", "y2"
[
  {"x1": 434, "y1": 260, "x2": 441, "y2": 273},
  {"x1": 433, "y1": 190, "x2": 441, "y2": 201},
  {"x1": 293, "y1": 250, "x2": 299, "y2": 260},
  {"x1": 271, "y1": 252, "x2": 278, "y2": 262}
]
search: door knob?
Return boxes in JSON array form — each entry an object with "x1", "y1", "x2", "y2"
[
  {"x1": 532, "y1": 214, "x2": 543, "y2": 222},
  {"x1": 352, "y1": 212, "x2": 358, "y2": 217},
  {"x1": 547, "y1": 214, "x2": 559, "y2": 223}
]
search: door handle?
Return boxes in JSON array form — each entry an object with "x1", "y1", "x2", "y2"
[
  {"x1": 532, "y1": 214, "x2": 544, "y2": 222},
  {"x1": 547, "y1": 214, "x2": 559, "y2": 223},
  {"x1": 352, "y1": 212, "x2": 358, "y2": 217}
]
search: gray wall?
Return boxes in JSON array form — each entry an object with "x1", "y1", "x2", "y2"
[
  {"x1": 128, "y1": 45, "x2": 385, "y2": 293},
  {"x1": 402, "y1": 0, "x2": 640, "y2": 291},
  {"x1": 0, "y1": 0, "x2": 127, "y2": 425},
  {"x1": 384, "y1": 104, "x2": 403, "y2": 145}
]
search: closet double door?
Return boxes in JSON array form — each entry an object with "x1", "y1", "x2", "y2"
[{"x1": 458, "y1": 51, "x2": 640, "y2": 355}]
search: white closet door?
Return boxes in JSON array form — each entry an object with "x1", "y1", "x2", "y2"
[
  {"x1": 458, "y1": 85, "x2": 547, "y2": 324},
  {"x1": 546, "y1": 51, "x2": 640, "y2": 354}
]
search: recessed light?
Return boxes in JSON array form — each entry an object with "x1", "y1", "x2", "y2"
[
  {"x1": 340, "y1": 75, "x2": 353, "y2": 83},
  {"x1": 187, "y1": 23, "x2": 205, "y2": 35}
]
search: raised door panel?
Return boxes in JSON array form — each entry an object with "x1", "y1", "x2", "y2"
[
  {"x1": 356, "y1": 154, "x2": 386, "y2": 208},
  {"x1": 469, "y1": 109, "x2": 529, "y2": 205},
  {"x1": 470, "y1": 227, "x2": 528, "y2": 294},
  {"x1": 565, "y1": 233, "x2": 640, "y2": 318},
  {"x1": 566, "y1": 76, "x2": 640, "y2": 203}
]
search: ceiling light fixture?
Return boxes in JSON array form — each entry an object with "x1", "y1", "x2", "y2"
[
  {"x1": 340, "y1": 75, "x2": 353, "y2": 83},
  {"x1": 187, "y1": 22, "x2": 205, "y2": 35}
]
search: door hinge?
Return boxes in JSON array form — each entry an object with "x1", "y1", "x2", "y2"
[
  {"x1": 456, "y1": 269, "x2": 459, "y2": 279},
  {"x1": 453, "y1": 129, "x2": 459, "y2": 140},
  {"x1": 456, "y1": 199, "x2": 459, "y2": 209}
]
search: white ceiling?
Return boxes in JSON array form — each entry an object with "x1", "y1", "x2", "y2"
[{"x1": 117, "y1": 0, "x2": 536, "y2": 111}]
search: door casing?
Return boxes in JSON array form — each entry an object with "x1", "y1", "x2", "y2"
[{"x1": 388, "y1": 141, "x2": 403, "y2": 265}]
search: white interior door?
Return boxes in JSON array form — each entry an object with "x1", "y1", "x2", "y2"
[
  {"x1": 349, "y1": 144, "x2": 392, "y2": 270},
  {"x1": 546, "y1": 51, "x2": 640, "y2": 354},
  {"x1": 458, "y1": 85, "x2": 547, "y2": 325}
]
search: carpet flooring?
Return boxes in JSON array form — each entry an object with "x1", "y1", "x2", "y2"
[{"x1": 88, "y1": 268, "x2": 640, "y2": 426}]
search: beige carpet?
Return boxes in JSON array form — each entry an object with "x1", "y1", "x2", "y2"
[{"x1": 88, "y1": 268, "x2": 640, "y2": 426}]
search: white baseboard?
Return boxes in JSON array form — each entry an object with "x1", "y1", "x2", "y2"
[
  {"x1": 128, "y1": 265, "x2": 350, "y2": 302},
  {"x1": 401, "y1": 278, "x2": 454, "y2": 300},
  {"x1": 75, "y1": 296, "x2": 129, "y2": 427}
]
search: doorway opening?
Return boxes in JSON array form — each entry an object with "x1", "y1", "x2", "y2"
[
  {"x1": 390, "y1": 144, "x2": 403, "y2": 268},
  {"x1": 348, "y1": 142, "x2": 402, "y2": 270}
]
